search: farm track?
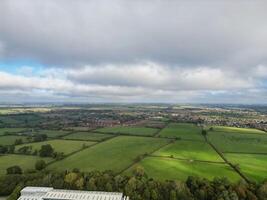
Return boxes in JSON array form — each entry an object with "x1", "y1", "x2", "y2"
[{"x1": 203, "y1": 134, "x2": 251, "y2": 183}]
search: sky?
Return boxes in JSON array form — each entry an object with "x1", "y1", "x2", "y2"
[{"x1": 0, "y1": 0, "x2": 267, "y2": 104}]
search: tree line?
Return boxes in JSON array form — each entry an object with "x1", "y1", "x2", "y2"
[{"x1": 1, "y1": 167, "x2": 267, "y2": 200}]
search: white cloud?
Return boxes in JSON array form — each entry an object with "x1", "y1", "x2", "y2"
[{"x1": 0, "y1": 63, "x2": 266, "y2": 103}]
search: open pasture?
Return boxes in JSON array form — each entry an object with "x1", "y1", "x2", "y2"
[
  {"x1": 158, "y1": 123, "x2": 203, "y2": 140},
  {"x1": 153, "y1": 140, "x2": 223, "y2": 162},
  {"x1": 211, "y1": 126, "x2": 266, "y2": 135},
  {"x1": 0, "y1": 135, "x2": 28, "y2": 145},
  {"x1": 49, "y1": 136, "x2": 170, "y2": 173},
  {"x1": 125, "y1": 157, "x2": 241, "y2": 181},
  {"x1": 208, "y1": 131, "x2": 267, "y2": 153},
  {"x1": 96, "y1": 126, "x2": 158, "y2": 136},
  {"x1": 63, "y1": 132, "x2": 114, "y2": 141},
  {"x1": 225, "y1": 153, "x2": 267, "y2": 182},
  {"x1": 0, "y1": 128, "x2": 27, "y2": 135},
  {"x1": 36, "y1": 130, "x2": 71, "y2": 138},
  {"x1": 15, "y1": 139, "x2": 95, "y2": 155},
  {"x1": 0, "y1": 154, "x2": 52, "y2": 175}
]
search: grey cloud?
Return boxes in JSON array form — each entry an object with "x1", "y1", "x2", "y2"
[{"x1": 0, "y1": 0, "x2": 267, "y2": 67}]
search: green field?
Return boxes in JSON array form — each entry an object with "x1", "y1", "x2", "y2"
[
  {"x1": 159, "y1": 123, "x2": 203, "y2": 140},
  {"x1": 49, "y1": 136, "x2": 170, "y2": 172},
  {"x1": 125, "y1": 157, "x2": 241, "y2": 181},
  {"x1": 96, "y1": 126, "x2": 159, "y2": 136},
  {"x1": 0, "y1": 135, "x2": 28, "y2": 145},
  {"x1": 211, "y1": 126, "x2": 266, "y2": 135},
  {"x1": 225, "y1": 153, "x2": 267, "y2": 182},
  {"x1": 15, "y1": 139, "x2": 95, "y2": 155},
  {"x1": 36, "y1": 130, "x2": 71, "y2": 138},
  {"x1": 0, "y1": 128, "x2": 27, "y2": 135},
  {"x1": 208, "y1": 131, "x2": 267, "y2": 153},
  {"x1": 153, "y1": 140, "x2": 223, "y2": 162},
  {"x1": 63, "y1": 132, "x2": 114, "y2": 141},
  {"x1": 0, "y1": 154, "x2": 52, "y2": 175}
]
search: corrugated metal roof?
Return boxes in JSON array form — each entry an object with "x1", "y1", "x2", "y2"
[{"x1": 18, "y1": 187, "x2": 128, "y2": 200}]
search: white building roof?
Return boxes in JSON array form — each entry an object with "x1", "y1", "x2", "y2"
[{"x1": 18, "y1": 187, "x2": 129, "y2": 200}]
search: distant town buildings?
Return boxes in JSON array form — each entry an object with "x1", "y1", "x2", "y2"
[{"x1": 18, "y1": 187, "x2": 129, "y2": 200}]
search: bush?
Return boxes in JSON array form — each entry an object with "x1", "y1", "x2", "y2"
[
  {"x1": 6, "y1": 166, "x2": 22, "y2": 175},
  {"x1": 39, "y1": 144, "x2": 54, "y2": 157},
  {"x1": 35, "y1": 160, "x2": 46, "y2": 171}
]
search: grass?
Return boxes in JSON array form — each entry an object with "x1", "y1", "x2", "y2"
[
  {"x1": 153, "y1": 140, "x2": 223, "y2": 162},
  {"x1": 0, "y1": 135, "x2": 28, "y2": 145},
  {"x1": 36, "y1": 130, "x2": 71, "y2": 138},
  {"x1": 208, "y1": 131, "x2": 267, "y2": 153},
  {"x1": 211, "y1": 126, "x2": 266, "y2": 135},
  {"x1": 0, "y1": 154, "x2": 52, "y2": 175},
  {"x1": 125, "y1": 157, "x2": 241, "y2": 182},
  {"x1": 49, "y1": 136, "x2": 170, "y2": 173},
  {"x1": 96, "y1": 126, "x2": 159, "y2": 136},
  {"x1": 0, "y1": 128, "x2": 27, "y2": 135},
  {"x1": 225, "y1": 153, "x2": 267, "y2": 182},
  {"x1": 63, "y1": 132, "x2": 114, "y2": 141},
  {"x1": 158, "y1": 123, "x2": 203, "y2": 140},
  {"x1": 15, "y1": 139, "x2": 95, "y2": 155}
]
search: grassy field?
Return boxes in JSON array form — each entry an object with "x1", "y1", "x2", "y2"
[
  {"x1": 211, "y1": 126, "x2": 266, "y2": 135},
  {"x1": 0, "y1": 154, "x2": 52, "y2": 175},
  {"x1": 49, "y1": 136, "x2": 170, "y2": 173},
  {"x1": 208, "y1": 131, "x2": 267, "y2": 153},
  {"x1": 0, "y1": 135, "x2": 28, "y2": 145},
  {"x1": 36, "y1": 130, "x2": 71, "y2": 138},
  {"x1": 96, "y1": 126, "x2": 159, "y2": 136},
  {"x1": 153, "y1": 140, "x2": 223, "y2": 162},
  {"x1": 125, "y1": 157, "x2": 241, "y2": 181},
  {"x1": 63, "y1": 132, "x2": 114, "y2": 141},
  {"x1": 158, "y1": 123, "x2": 203, "y2": 140},
  {"x1": 0, "y1": 128, "x2": 27, "y2": 135},
  {"x1": 225, "y1": 153, "x2": 267, "y2": 182},
  {"x1": 15, "y1": 139, "x2": 95, "y2": 155}
]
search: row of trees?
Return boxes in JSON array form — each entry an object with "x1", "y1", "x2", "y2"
[{"x1": 1, "y1": 167, "x2": 267, "y2": 200}]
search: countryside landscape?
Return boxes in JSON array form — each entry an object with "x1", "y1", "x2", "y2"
[
  {"x1": 1, "y1": 104, "x2": 267, "y2": 199},
  {"x1": 1, "y1": 0, "x2": 267, "y2": 199}
]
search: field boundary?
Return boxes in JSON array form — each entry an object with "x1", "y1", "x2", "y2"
[
  {"x1": 45, "y1": 135, "x2": 119, "y2": 167},
  {"x1": 148, "y1": 155, "x2": 226, "y2": 164},
  {"x1": 116, "y1": 139, "x2": 174, "y2": 176},
  {"x1": 204, "y1": 134, "x2": 251, "y2": 183}
]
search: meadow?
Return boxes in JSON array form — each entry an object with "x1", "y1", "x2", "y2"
[
  {"x1": 49, "y1": 136, "x2": 170, "y2": 173},
  {"x1": 1, "y1": 122, "x2": 267, "y2": 183},
  {"x1": 125, "y1": 157, "x2": 241, "y2": 181},
  {"x1": 36, "y1": 130, "x2": 71, "y2": 138},
  {"x1": 96, "y1": 126, "x2": 159, "y2": 136},
  {"x1": 158, "y1": 123, "x2": 203, "y2": 140},
  {"x1": 152, "y1": 140, "x2": 223, "y2": 162},
  {"x1": 0, "y1": 128, "x2": 27, "y2": 135},
  {"x1": 63, "y1": 132, "x2": 114, "y2": 141},
  {"x1": 207, "y1": 131, "x2": 267, "y2": 153},
  {"x1": 0, "y1": 154, "x2": 52, "y2": 175},
  {"x1": 15, "y1": 139, "x2": 95, "y2": 155},
  {"x1": 225, "y1": 153, "x2": 267, "y2": 182},
  {"x1": 0, "y1": 135, "x2": 28, "y2": 145}
]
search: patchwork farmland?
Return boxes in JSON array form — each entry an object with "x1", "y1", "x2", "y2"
[{"x1": 1, "y1": 122, "x2": 267, "y2": 183}]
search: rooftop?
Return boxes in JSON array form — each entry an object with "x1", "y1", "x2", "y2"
[{"x1": 18, "y1": 187, "x2": 129, "y2": 200}]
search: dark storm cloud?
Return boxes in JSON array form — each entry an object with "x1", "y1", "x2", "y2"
[{"x1": 0, "y1": 0, "x2": 267, "y2": 67}]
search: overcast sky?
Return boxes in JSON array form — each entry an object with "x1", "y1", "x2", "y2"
[{"x1": 0, "y1": 0, "x2": 267, "y2": 104}]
